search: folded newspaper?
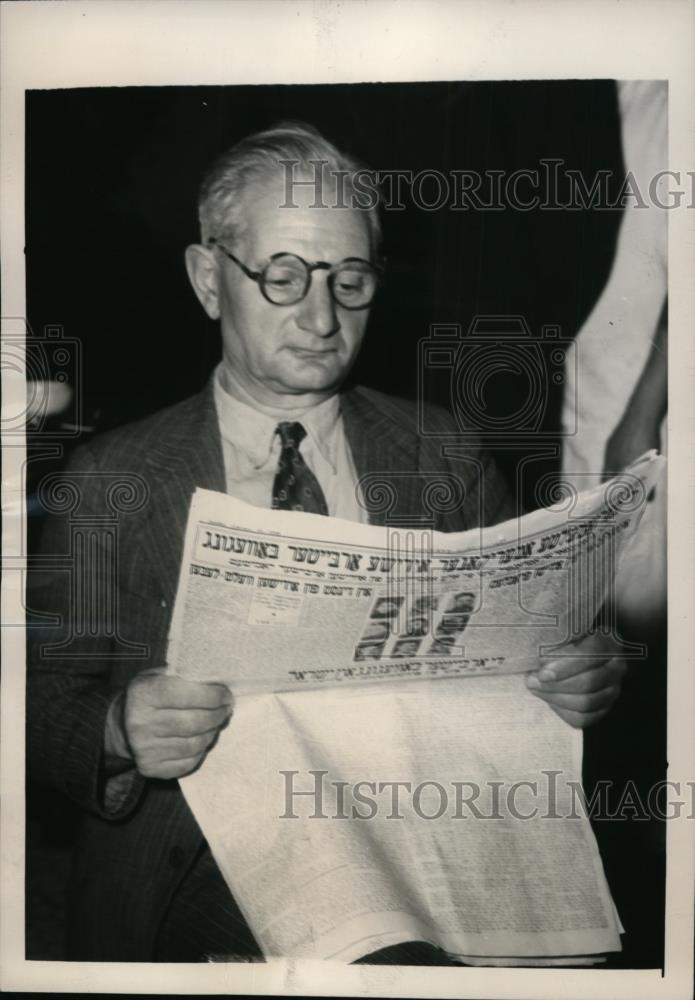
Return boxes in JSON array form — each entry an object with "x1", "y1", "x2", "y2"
[{"x1": 169, "y1": 451, "x2": 664, "y2": 964}]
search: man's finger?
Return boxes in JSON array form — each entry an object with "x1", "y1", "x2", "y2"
[
  {"x1": 141, "y1": 730, "x2": 221, "y2": 761},
  {"x1": 538, "y1": 629, "x2": 624, "y2": 681},
  {"x1": 148, "y1": 704, "x2": 233, "y2": 738},
  {"x1": 137, "y1": 754, "x2": 205, "y2": 781},
  {"x1": 536, "y1": 651, "x2": 627, "y2": 683},
  {"x1": 528, "y1": 685, "x2": 621, "y2": 714},
  {"x1": 528, "y1": 660, "x2": 625, "y2": 694},
  {"x1": 138, "y1": 674, "x2": 233, "y2": 710},
  {"x1": 545, "y1": 704, "x2": 613, "y2": 729}
]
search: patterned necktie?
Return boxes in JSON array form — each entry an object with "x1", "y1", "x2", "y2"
[{"x1": 271, "y1": 421, "x2": 329, "y2": 516}]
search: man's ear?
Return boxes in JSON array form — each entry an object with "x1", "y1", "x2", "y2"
[{"x1": 185, "y1": 244, "x2": 220, "y2": 320}]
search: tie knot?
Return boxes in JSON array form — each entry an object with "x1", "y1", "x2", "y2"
[{"x1": 276, "y1": 421, "x2": 307, "y2": 450}]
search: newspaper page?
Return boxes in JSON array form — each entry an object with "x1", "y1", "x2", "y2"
[{"x1": 171, "y1": 452, "x2": 664, "y2": 962}]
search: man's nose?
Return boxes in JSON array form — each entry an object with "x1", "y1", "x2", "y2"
[{"x1": 295, "y1": 274, "x2": 340, "y2": 337}]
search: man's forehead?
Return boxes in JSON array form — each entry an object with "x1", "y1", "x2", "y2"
[{"x1": 239, "y1": 175, "x2": 370, "y2": 252}]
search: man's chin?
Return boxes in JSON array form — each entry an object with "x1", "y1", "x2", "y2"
[
  {"x1": 280, "y1": 356, "x2": 348, "y2": 394},
  {"x1": 278, "y1": 377, "x2": 342, "y2": 398}
]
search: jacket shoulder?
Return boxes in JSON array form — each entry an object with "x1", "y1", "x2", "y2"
[{"x1": 69, "y1": 390, "x2": 208, "y2": 473}]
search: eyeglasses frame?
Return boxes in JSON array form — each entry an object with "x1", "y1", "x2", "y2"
[{"x1": 207, "y1": 238, "x2": 383, "y2": 310}]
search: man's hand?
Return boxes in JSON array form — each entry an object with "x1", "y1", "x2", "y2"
[
  {"x1": 121, "y1": 669, "x2": 234, "y2": 779},
  {"x1": 525, "y1": 632, "x2": 627, "y2": 728}
]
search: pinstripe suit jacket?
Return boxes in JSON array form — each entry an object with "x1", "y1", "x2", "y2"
[{"x1": 27, "y1": 378, "x2": 513, "y2": 960}]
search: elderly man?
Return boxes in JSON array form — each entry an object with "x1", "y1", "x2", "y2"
[{"x1": 27, "y1": 122, "x2": 625, "y2": 963}]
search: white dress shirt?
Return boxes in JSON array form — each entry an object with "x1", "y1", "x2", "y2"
[{"x1": 212, "y1": 362, "x2": 367, "y2": 524}]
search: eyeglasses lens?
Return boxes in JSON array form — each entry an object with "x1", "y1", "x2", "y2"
[
  {"x1": 331, "y1": 262, "x2": 377, "y2": 309},
  {"x1": 261, "y1": 254, "x2": 377, "y2": 307},
  {"x1": 261, "y1": 255, "x2": 308, "y2": 304}
]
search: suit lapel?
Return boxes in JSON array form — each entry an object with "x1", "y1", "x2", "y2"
[
  {"x1": 142, "y1": 381, "x2": 225, "y2": 606},
  {"x1": 342, "y1": 387, "x2": 426, "y2": 528}
]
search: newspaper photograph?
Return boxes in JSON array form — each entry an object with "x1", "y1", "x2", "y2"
[{"x1": 6, "y1": 4, "x2": 693, "y2": 996}]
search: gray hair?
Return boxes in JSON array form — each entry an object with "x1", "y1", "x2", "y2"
[{"x1": 197, "y1": 121, "x2": 382, "y2": 257}]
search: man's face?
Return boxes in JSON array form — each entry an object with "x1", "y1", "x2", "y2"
[{"x1": 210, "y1": 177, "x2": 372, "y2": 408}]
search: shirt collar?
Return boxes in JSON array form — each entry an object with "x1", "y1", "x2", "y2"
[{"x1": 213, "y1": 362, "x2": 342, "y2": 472}]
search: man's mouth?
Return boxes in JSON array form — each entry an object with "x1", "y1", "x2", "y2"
[{"x1": 288, "y1": 346, "x2": 337, "y2": 358}]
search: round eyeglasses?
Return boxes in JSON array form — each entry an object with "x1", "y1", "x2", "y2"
[{"x1": 209, "y1": 239, "x2": 382, "y2": 310}]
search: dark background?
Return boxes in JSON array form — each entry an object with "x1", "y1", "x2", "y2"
[{"x1": 24, "y1": 81, "x2": 664, "y2": 967}]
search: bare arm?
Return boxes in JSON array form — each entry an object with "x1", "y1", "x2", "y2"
[{"x1": 603, "y1": 299, "x2": 667, "y2": 477}]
